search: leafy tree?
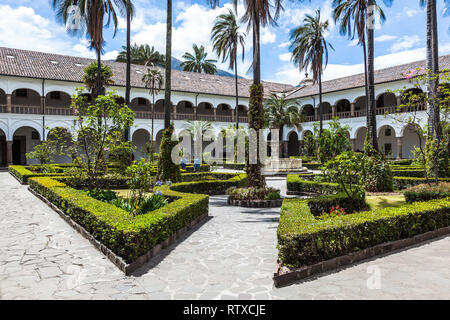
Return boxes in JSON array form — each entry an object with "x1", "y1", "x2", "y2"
[
  {"x1": 70, "y1": 88, "x2": 135, "y2": 188},
  {"x1": 52, "y1": 0, "x2": 130, "y2": 97},
  {"x1": 264, "y1": 93, "x2": 303, "y2": 157},
  {"x1": 116, "y1": 43, "x2": 165, "y2": 67},
  {"x1": 211, "y1": 9, "x2": 246, "y2": 131},
  {"x1": 157, "y1": 124, "x2": 181, "y2": 182},
  {"x1": 290, "y1": 9, "x2": 333, "y2": 135},
  {"x1": 82, "y1": 62, "x2": 114, "y2": 95},
  {"x1": 126, "y1": 158, "x2": 155, "y2": 210},
  {"x1": 180, "y1": 44, "x2": 218, "y2": 74}
]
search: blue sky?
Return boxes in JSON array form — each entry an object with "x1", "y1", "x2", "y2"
[{"x1": 1, "y1": 0, "x2": 450, "y2": 85}]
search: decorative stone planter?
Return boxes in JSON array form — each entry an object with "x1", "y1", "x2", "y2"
[{"x1": 227, "y1": 197, "x2": 283, "y2": 208}]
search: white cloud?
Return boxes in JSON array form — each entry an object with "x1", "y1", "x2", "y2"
[
  {"x1": 270, "y1": 44, "x2": 450, "y2": 86},
  {"x1": 278, "y1": 41, "x2": 290, "y2": 48},
  {"x1": 390, "y1": 35, "x2": 421, "y2": 52},
  {"x1": 279, "y1": 53, "x2": 291, "y2": 62},
  {"x1": 375, "y1": 35, "x2": 397, "y2": 42},
  {"x1": 405, "y1": 8, "x2": 420, "y2": 17},
  {"x1": 261, "y1": 28, "x2": 276, "y2": 44},
  {"x1": 348, "y1": 39, "x2": 359, "y2": 47}
]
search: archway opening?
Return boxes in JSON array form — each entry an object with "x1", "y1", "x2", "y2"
[
  {"x1": 45, "y1": 91, "x2": 72, "y2": 116},
  {"x1": 403, "y1": 124, "x2": 424, "y2": 159},
  {"x1": 216, "y1": 104, "x2": 232, "y2": 122},
  {"x1": 132, "y1": 129, "x2": 151, "y2": 161},
  {"x1": 47, "y1": 127, "x2": 73, "y2": 163},
  {"x1": 176, "y1": 101, "x2": 195, "y2": 120},
  {"x1": 13, "y1": 126, "x2": 41, "y2": 165},
  {"x1": 288, "y1": 131, "x2": 300, "y2": 157},
  {"x1": 11, "y1": 88, "x2": 41, "y2": 114},
  {"x1": 0, "y1": 128, "x2": 6, "y2": 167},
  {"x1": 354, "y1": 96, "x2": 366, "y2": 117},
  {"x1": 377, "y1": 125, "x2": 397, "y2": 159},
  {"x1": 197, "y1": 102, "x2": 214, "y2": 121}
]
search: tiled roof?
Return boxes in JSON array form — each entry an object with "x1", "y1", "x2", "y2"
[
  {"x1": 0, "y1": 47, "x2": 293, "y2": 98},
  {"x1": 285, "y1": 54, "x2": 450, "y2": 99}
]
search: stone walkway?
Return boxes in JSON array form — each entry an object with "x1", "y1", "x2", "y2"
[{"x1": 0, "y1": 172, "x2": 449, "y2": 299}]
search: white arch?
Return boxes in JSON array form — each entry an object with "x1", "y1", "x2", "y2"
[{"x1": 10, "y1": 120, "x2": 42, "y2": 140}]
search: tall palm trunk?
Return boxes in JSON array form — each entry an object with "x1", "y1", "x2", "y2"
[
  {"x1": 124, "y1": 0, "x2": 131, "y2": 142},
  {"x1": 427, "y1": 0, "x2": 440, "y2": 138},
  {"x1": 318, "y1": 71, "x2": 323, "y2": 134},
  {"x1": 235, "y1": 57, "x2": 239, "y2": 131},
  {"x1": 362, "y1": 37, "x2": 369, "y2": 115},
  {"x1": 96, "y1": 48, "x2": 102, "y2": 97},
  {"x1": 366, "y1": 0, "x2": 378, "y2": 151},
  {"x1": 164, "y1": 0, "x2": 172, "y2": 129},
  {"x1": 152, "y1": 92, "x2": 155, "y2": 155}
]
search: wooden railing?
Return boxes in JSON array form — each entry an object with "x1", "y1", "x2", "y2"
[
  {"x1": 46, "y1": 107, "x2": 73, "y2": 116},
  {"x1": 11, "y1": 105, "x2": 41, "y2": 114},
  {"x1": 335, "y1": 111, "x2": 352, "y2": 119},
  {"x1": 0, "y1": 104, "x2": 7, "y2": 113}
]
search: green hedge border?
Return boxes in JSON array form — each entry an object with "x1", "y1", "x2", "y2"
[
  {"x1": 28, "y1": 176, "x2": 210, "y2": 264},
  {"x1": 170, "y1": 173, "x2": 247, "y2": 195},
  {"x1": 277, "y1": 196, "x2": 450, "y2": 268}
]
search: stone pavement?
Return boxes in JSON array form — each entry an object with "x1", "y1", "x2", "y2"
[{"x1": 0, "y1": 172, "x2": 449, "y2": 299}]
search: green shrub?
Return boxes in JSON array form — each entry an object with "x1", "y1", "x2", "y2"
[
  {"x1": 28, "y1": 176, "x2": 209, "y2": 264},
  {"x1": 226, "y1": 186, "x2": 280, "y2": 201},
  {"x1": 286, "y1": 175, "x2": 341, "y2": 194},
  {"x1": 277, "y1": 197, "x2": 450, "y2": 268},
  {"x1": 307, "y1": 192, "x2": 367, "y2": 216},
  {"x1": 157, "y1": 124, "x2": 181, "y2": 183},
  {"x1": 394, "y1": 177, "x2": 450, "y2": 190},
  {"x1": 392, "y1": 169, "x2": 426, "y2": 177},
  {"x1": 403, "y1": 183, "x2": 450, "y2": 203},
  {"x1": 171, "y1": 173, "x2": 247, "y2": 195}
]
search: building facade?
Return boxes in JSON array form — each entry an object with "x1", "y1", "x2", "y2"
[{"x1": 0, "y1": 47, "x2": 448, "y2": 166}]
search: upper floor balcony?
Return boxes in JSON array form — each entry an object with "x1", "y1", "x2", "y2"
[
  {"x1": 0, "y1": 88, "x2": 249, "y2": 123},
  {"x1": 299, "y1": 89, "x2": 427, "y2": 123}
]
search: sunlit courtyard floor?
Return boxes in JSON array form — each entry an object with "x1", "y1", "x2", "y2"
[{"x1": 0, "y1": 172, "x2": 449, "y2": 300}]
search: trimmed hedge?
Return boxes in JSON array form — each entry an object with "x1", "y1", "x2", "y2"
[
  {"x1": 222, "y1": 163, "x2": 246, "y2": 170},
  {"x1": 9, "y1": 165, "x2": 64, "y2": 184},
  {"x1": 392, "y1": 169, "x2": 425, "y2": 178},
  {"x1": 277, "y1": 196, "x2": 450, "y2": 268},
  {"x1": 403, "y1": 183, "x2": 450, "y2": 203},
  {"x1": 28, "y1": 176, "x2": 209, "y2": 264},
  {"x1": 286, "y1": 175, "x2": 340, "y2": 194},
  {"x1": 302, "y1": 162, "x2": 322, "y2": 170},
  {"x1": 307, "y1": 193, "x2": 367, "y2": 216},
  {"x1": 394, "y1": 177, "x2": 450, "y2": 190},
  {"x1": 170, "y1": 173, "x2": 247, "y2": 195},
  {"x1": 389, "y1": 159, "x2": 413, "y2": 165}
]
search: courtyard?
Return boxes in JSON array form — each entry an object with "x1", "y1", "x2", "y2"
[{"x1": 1, "y1": 172, "x2": 449, "y2": 300}]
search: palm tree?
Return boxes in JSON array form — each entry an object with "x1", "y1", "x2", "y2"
[
  {"x1": 116, "y1": 44, "x2": 165, "y2": 66},
  {"x1": 52, "y1": 0, "x2": 130, "y2": 98},
  {"x1": 183, "y1": 120, "x2": 214, "y2": 161},
  {"x1": 142, "y1": 68, "x2": 164, "y2": 147},
  {"x1": 420, "y1": 0, "x2": 440, "y2": 138},
  {"x1": 211, "y1": 9, "x2": 246, "y2": 133},
  {"x1": 264, "y1": 93, "x2": 303, "y2": 158},
  {"x1": 290, "y1": 10, "x2": 333, "y2": 135},
  {"x1": 333, "y1": 0, "x2": 386, "y2": 123},
  {"x1": 164, "y1": 0, "x2": 172, "y2": 129},
  {"x1": 207, "y1": 0, "x2": 284, "y2": 189},
  {"x1": 180, "y1": 44, "x2": 218, "y2": 74},
  {"x1": 333, "y1": 0, "x2": 392, "y2": 152}
]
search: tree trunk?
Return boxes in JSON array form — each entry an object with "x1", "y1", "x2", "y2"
[
  {"x1": 318, "y1": 71, "x2": 323, "y2": 135},
  {"x1": 366, "y1": 0, "x2": 378, "y2": 151},
  {"x1": 362, "y1": 38, "x2": 369, "y2": 116},
  {"x1": 235, "y1": 57, "x2": 239, "y2": 132},
  {"x1": 164, "y1": 0, "x2": 172, "y2": 129},
  {"x1": 124, "y1": 1, "x2": 131, "y2": 142},
  {"x1": 96, "y1": 48, "x2": 102, "y2": 97}
]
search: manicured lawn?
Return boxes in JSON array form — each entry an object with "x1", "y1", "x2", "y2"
[{"x1": 366, "y1": 195, "x2": 406, "y2": 211}]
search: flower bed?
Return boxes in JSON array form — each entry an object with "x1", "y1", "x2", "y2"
[
  {"x1": 277, "y1": 196, "x2": 450, "y2": 269},
  {"x1": 28, "y1": 176, "x2": 209, "y2": 273},
  {"x1": 226, "y1": 186, "x2": 282, "y2": 207}
]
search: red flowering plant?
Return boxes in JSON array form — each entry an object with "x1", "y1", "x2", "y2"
[{"x1": 317, "y1": 205, "x2": 348, "y2": 220}]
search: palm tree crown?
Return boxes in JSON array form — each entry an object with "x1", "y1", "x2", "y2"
[
  {"x1": 117, "y1": 44, "x2": 165, "y2": 67},
  {"x1": 211, "y1": 9, "x2": 246, "y2": 71},
  {"x1": 52, "y1": 0, "x2": 131, "y2": 52},
  {"x1": 290, "y1": 10, "x2": 333, "y2": 85},
  {"x1": 264, "y1": 94, "x2": 303, "y2": 131},
  {"x1": 180, "y1": 44, "x2": 218, "y2": 74},
  {"x1": 142, "y1": 68, "x2": 164, "y2": 98}
]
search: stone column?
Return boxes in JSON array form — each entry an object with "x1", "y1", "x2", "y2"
[
  {"x1": 351, "y1": 139, "x2": 356, "y2": 152},
  {"x1": 314, "y1": 107, "x2": 319, "y2": 121},
  {"x1": 396, "y1": 137, "x2": 403, "y2": 160},
  {"x1": 396, "y1": 95, "x2": 402, "y2": 106},
  {"x1": 172, "y1": 104, "x2": 177, "y2": 120},
  {"x1": 6, "y1": 94, "x2": 12, "y2": 113},
  {"x1": 332, "y1": 105, "x2": 337, "y2": 118},
  {"x1": 6, "y1": 141, "x2": 13, "y2": 165},
  {"x1": 193, "y1": 106, "x2": 197, "y2": 120},
  {"x1": 350, "y1": 102, "x2": 355, "y2": 117},
  {"x1": 213, "y1": 107, "x2": 217, "y2": 122},
  {"x1": 41, "y1": 96, "x2": 45, "y2": 114},
  {"x1": 231, "y1": 108, "x2": 235, "y2": 123},
  {"x1": 283, "y1": 141, "x2": 289, "y2": 158},
  {"x1": 298, "y1": 140, "x2": 303, "y2": 156}
]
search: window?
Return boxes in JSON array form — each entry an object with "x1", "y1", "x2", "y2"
[
  {"x1": 384, "y1": 143, "x2": 392, "y2": 156},
  {"x1": 15, "y1": 89, "x2": 27, "y2": 98},
  {"x1": 31, "y1": 131, "x2": 39, "y2": 140},
  {"x1": 385, "y1": 128, "x2": 391, "y2": 137},
  {"x1": 50, "y1": 92, "x2": 61, "y2": 100},
  {"x1": 137, "y1": 98, "x2": 147, "y2": 105}
]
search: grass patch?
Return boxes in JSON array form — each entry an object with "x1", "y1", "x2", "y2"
[{"x1": 366, "y1": 195, "x2": 406, "y2": 211}]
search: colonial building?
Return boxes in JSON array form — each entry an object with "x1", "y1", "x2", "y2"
[{"x1": 0, "y1": 46, "x2": 447, "y2": 166}]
